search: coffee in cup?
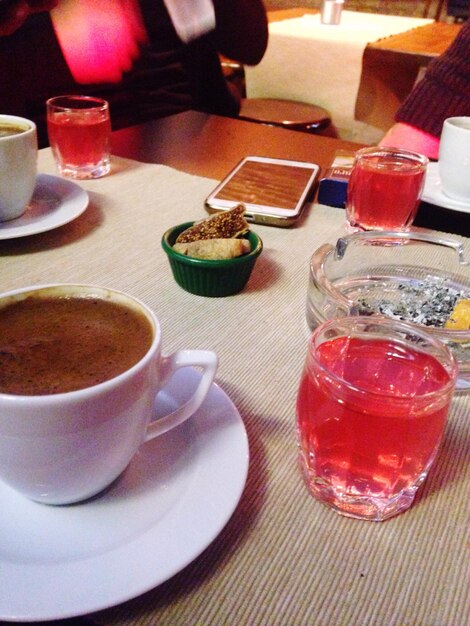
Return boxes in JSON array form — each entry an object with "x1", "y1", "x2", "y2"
[
  {"x1": 0, "y1": 284, "x2": 218, "y2": 505},
  {"x1": 0, "y1": 121, "x2": 30, "y2": 137},
  {"x1": 0, "y1": 291, "x2": 153, "y2": 395},
  {"x1": 0, "y1": 115, "x2": 38, "y2": 221}
]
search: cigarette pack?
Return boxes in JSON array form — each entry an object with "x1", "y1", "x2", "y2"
[{"x1": 317, "y1": 150, "x2": 355, "y2": 208}]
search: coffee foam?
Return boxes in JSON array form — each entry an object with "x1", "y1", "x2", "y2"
[{"x1": 0, "y1": 294, "x2": 154, "y2": 395}]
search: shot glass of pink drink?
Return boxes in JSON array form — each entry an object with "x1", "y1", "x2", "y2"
[
  {"x1": 346, "y1": 147, "x2": 428, "y2": 232},
  {"x1": 47, "y1": 95, "x2": 111, "y2": 179},
  {"x1": 296, "y1": 316, "x2": 457, "y2": 521}
]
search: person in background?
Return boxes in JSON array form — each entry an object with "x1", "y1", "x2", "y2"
[
  {"x1": 381, "y1": 18, "x2": 470, "y2": 160},
  {"x1": 0, "y1": 0, "x2": 268, "y2": 146},
  {"x1": 0, "y1": 0, "x2": 57, "y2": 35}
]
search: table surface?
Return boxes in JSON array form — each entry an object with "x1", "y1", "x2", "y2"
[
  {"x1": 269, "y1": 8, "x2": 461, "y2": 56},
  {"x1": 111, "y1": 110, "x2": 361, "y2": 179},
  {"x1": 355, "y1": 19, "x2": 461, "y2": 130},
  {"x1": 367, "y1": 19, "x2": 461, "y2": 56},
  {"x1": 111, "y1": 111, "x2": 470, "y2": 237},
  {"x1": 1, "y1": 112, "x2": 469, "y2": 626}
]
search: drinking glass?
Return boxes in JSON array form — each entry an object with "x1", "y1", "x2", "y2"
[
  {"x1": 47, "y1": 95, "x2": 111, "y2": 179},
  {"x1": 346, "y1": 146, "x2": 428, "y2": 231},
  {"x1": 296, "y1": 316, "x2": 457, "y2": 521}
]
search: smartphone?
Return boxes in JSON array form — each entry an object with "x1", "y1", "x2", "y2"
[{"x1": 204, "y1": 156, "x2": 321, "y2": 227}]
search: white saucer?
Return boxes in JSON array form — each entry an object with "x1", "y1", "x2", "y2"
[
  {"x1": 0, "y1": 174, "x2": 89, "y2": 240},
  {"x1": 421, "y1": 162, "x2": 470, "y2": 214},
  {"x1": 0, "y1": 368, "x2": 248, "y2": 622}
]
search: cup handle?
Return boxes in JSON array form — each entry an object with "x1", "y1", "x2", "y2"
[{"x1": 145, "y1": 350, "x2": 218, "y2": 440}]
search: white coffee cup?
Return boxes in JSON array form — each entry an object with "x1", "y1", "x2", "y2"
[
  {"x1": 0, "y1": 115, "x2": 38, "y2": 221},
  {"x1": 438, "y1": 116, "x2": 470, "y2": 201},
  {"x1": 0, "y1": 284, "x2": 218, "y2": 505}
]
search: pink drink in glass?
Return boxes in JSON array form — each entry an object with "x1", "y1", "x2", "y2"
[
  {"x1": 296, "y1": 317, "x2": 457, "y2": 521},
  {"x1": 47, "y1": 96, "x2": 111, "y2": 179},
  {"x1": 346, "y1": 147, "x2": 428, "y2": 231}
]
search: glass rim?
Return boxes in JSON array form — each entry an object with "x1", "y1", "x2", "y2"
[
  {"x1": 307, "y1": 316, "x2": 458, "y2": 402},
  {"x1": 46, "y1": 95, "x2": 109, "y2": 111},
  {"x1": 355, "y1": 145, "x2": 429, "y2": 167}
]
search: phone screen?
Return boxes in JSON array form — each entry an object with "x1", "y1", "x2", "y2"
[
  {"x1": 214, "y1": 160, "x2": 316, "y2": 209},
  {"x1": 210, "y1": 158, "x2": 318, "y2": 211},
  {"x1": 205, "y1": 156, "x2": 320, "y2": 227}
]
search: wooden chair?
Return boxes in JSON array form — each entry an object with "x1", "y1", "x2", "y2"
[
  {"x1": 238, "y1": 97, "x2": 333, "y2": 135},
  {"x1": 221, "y1": 59, "x2": 334, "y2": 136},
  {"x1": 423, "y1": 0, "x2": 453, "y2": 21}
]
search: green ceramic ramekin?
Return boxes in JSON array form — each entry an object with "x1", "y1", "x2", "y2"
[{"x1": 161, "y1": 221, "x2": 263, "y2": 297}]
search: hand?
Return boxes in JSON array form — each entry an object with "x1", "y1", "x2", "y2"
[
  {"x1": 0, "y1": 0, "x2": 57, "y2": 36},
  {"x1": 381, "y1": 122, "x2": 440, "y2": 160}
]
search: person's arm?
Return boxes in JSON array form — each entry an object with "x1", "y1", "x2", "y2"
[
  {"x1": 390, "y1": 20, "x2": 470, "y2": 140},
  {"x1": 212, "y1": 0, "x2": 268, "y2": 65},
  {"x1": 380, "y1": 20, "x2": 470, "y2": 159},
  {"x1": 0, "y1": 0, "x2": 57, "y2": 35}
]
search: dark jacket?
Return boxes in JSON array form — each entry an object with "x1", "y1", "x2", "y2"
[
  {"x1": 396, "y1": 18, "x2": 470, "y2": 137},
  {"x1": 0, "y1": 1, "x2": 242, "y2": 147}
]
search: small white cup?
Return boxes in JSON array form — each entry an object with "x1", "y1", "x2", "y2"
[
  {"x1": 0, "y1": 284, "x2": 218, "y2": 505},
  {"x1": 439, "y1": 116, "x2": 470, "y2": 201},
  {"x1": 321, "y1": 0, "x2": 344, "y2": 24},
  {"x1": 0, "y1": 115, "x2": 38, "y2": 221}
]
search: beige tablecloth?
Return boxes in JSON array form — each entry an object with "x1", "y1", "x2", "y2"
[
  {"x1": 1, "y1": 152, "x2": 469, "y2": 626},
  {"x1": 245, "y1": 11, "x2": 433, "y2": 143}
]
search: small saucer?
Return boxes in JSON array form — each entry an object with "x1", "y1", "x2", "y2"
[
  {"x1": 0, "y1": 174, "x2": 89, "y2": 240},
  {"x1": 421, "y1": 162, "x2": 470, "y2": 214},
  {"x1": 0, "y1": 367, "x2": 248, "y2": 622}
]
